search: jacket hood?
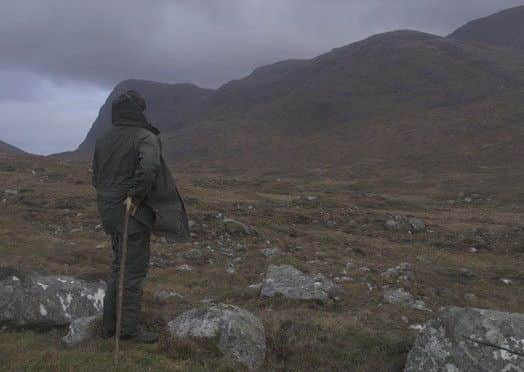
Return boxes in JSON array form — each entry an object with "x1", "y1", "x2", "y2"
[{"x1": 111, "y1": 91, "x2": 160, "y2": 135}]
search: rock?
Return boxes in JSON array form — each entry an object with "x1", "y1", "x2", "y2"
[
  {"x1": 149, "y1": 256, "x2": 171, "y2": 268},
  {"x1": 382, "y1": 263, "x2": 414, "y2": 282},
  {"x1": 260, "y1": 265, "x2": 341, "y2": 303},
  {"x1": 176, "y1": 264, "x2": 193, "y2": 272},
  {"x1": 222, "y1": 218, "x2": 254, "y2": 236},
  {"x1": 62, "y1": 315, "x2": 101, "y2": 347},
  {"x1": 261, "y1": 247, "x2": 283, "y2": 258},
  {"x1": 155, "y1": 289, "x2": 184, "y2": 304},
  {"x1": 501, "y1": 278, "x2": 513, "y2": 285},
  {"x1": 408, "y1": 218, "x2": 426, "y2": 233},
  {"x1": 385, "y1": 217, "x2": 404, "y2": 231},
  {"x1": 248, "y1": 283, "x2": 262, "y2": 291},
  {"x1": 385, "y1": 216, "x2": 426, "y2": 233},
  {"x1": 334, "y1": 276, "x2": 353, "y2": 283},
  {"x1": 3, "y1": 189, "x2": 18, "y2": 196},
  {"x1": 167, "y1": 304, "x2": 266, "y2": 371},
  {"x1": 404, "y1": 306, "x2": 524, "y2": 372},
  {"x1": 0, "y1": 268, "x2": 105, "y2": 328},
  {"x1": 226, "y1": 262, "x2": 236, "y2": 275},
  {"x1": 383, "y1": 288, "x2": 429, "y2": 311}
]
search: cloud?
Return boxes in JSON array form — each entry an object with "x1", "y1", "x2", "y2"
[{"x1": 2, "y1": 0, "x2": 523, "y2": 89}]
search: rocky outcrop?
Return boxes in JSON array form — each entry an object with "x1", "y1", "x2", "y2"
[
  {"x1": 0, "y1": 268, "x2": 105, "y2": 328},
  {"x1": 167, "y1": 304, "x2": 266, "y2": 371},
  {"x1": 260, "y1": 265, "x2": 341, "y2": 303},
  {"x1": 405, "y1": 306, "x2": 524, "y2": 371}
]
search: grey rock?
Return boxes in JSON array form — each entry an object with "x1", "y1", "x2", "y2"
[
  {"x1": 226, "y1": 262, "x2": 236, "y2": 275},
  {"x1": 155, "y1": 289, "x2": 184, "y2": 304},
  {"x1": 62, "y1": 315, "x2": 100, "y2": 347},
  {"x1": 385, "y1": 217, "x2": 404, "y2": 230},
  {"x1": 149, "y1": 256, "x2": 171, "y2": 268},
  {"x1": 260, "y1": 265, "x2": 341, "y2": 303},
  {"x1": 384, "y1": 288, "x2": 429, "y2": 312},
  {"x1": 0, "y1": 268, "x2": 105, "y2": 328},
  {"x1": 261, "y1": 247, "x2": 283, "y2": 258},
  {"x1": 167, "y1": 304, "x2": 266, "y2": 371},
  {"x1": 176, "y1": 264, "x2": 193, "y2": 272},
  {"x1": 405, "y1": 307, "x2": 524, "y2": 372},
  {"x1": 3, "y1": 189, "x2": 18, "y2": 196},
  {"x1": 382, "y1": 263, "x2": 414, "y2": 282},
  {"x1": 385, "y1": 216, "x2": 426, "y2": 233},
  {"x1": 408, "y1": 218, "x2": 426, "y2": 232}
]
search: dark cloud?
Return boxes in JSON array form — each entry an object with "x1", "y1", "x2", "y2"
[
  {"x1": 2, "y1": 0, "x2": 523, "y2": 90},
  {"x1": 1, "y1": 0, "x2": 523, "y2": 154}
]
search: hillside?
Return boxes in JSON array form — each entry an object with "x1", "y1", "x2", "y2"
[
  {"x1": 0, "y1": 140, "x2": 25, "y2": 155},
  {"x1": 65, "y1": 7, "x2": 524, "y2": 170},
  {"x1": 71, "y1": 79, "x2": 214, "y2": 159},
  {"x1": 449, "y1": 5, "x2": 524, "y2": 50}
]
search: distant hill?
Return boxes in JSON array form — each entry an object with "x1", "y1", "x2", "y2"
[
  {"x1": 63, "y1": 6, "x2": 524, "y2": 170},
  {"x1": 0, "y1": 140, "x2": 26, "y2": 155},
  {"x1": 449, "y1": 6, "x2": 524, "y2": 50}
]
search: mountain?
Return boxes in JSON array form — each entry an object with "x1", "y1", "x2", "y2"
[
  {"x1": 0, "y1": 140, "x2": 26, "y2": 155},
  {"x1": 69, "y1": 79, "x2": 213, "y2": 159},
  {"x1": 65, "y1": 6, "x2": 524, "y2": 170},
  {"x1": 449, "y1": 6, "x2": 524, "y2": 50}
]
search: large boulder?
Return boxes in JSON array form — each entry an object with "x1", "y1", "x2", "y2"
[
  {"x1": 0, "y1": 268, "x2": 105, "y2": 328},
  {"x1": 260, "y1": 265, "x2": 341, "y2": 303},
  {"x1": 405, "y1": 306, "x2": 524, "y2": 372},
  {"x1": 167, "y1": 304, "x2": 266, "y2": 371}
]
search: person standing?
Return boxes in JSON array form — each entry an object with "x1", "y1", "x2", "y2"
[{"x1": 92, "y1": 90, "x2": 189, "y2": 343}]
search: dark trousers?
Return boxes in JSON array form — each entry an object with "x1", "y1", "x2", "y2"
[{"x1": 103, "y1": 226, "x2": 151, "y2": 336}]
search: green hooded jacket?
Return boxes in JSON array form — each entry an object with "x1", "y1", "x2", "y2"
[{"x1": 92, "y1": 92, "x2": 189, "y2": 241}]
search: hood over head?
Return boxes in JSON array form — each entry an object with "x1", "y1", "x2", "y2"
[{"x1": 111, "y1": 90, "x2": 159, "y2": 134}]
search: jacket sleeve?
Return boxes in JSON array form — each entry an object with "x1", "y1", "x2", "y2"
[{"x1": 128, "y1": 133, "x2": 161, "y2": 202}]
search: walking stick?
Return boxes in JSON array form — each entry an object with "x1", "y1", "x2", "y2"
[{"x1": 114, "y1": 197, "x2": 133, "y2": 366}]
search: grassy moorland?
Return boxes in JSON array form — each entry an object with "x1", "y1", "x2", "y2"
[{"x1": 0, "y1": 151, "x2": 522, "y2": 371}]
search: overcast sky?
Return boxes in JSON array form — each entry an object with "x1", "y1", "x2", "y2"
[{"x1": 1, "y1": 0, "x2": 523, "y2": 155}]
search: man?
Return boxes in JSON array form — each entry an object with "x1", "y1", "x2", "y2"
[{"x1": 92, "y1": 90, "x2": 189, "y2": 343}]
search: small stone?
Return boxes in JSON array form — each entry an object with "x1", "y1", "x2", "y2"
[
  {"x1": 334, "y1": 276, "x2": 353, "y2": 283},
  {"x1": 501, "y1": 278, "x2": 512, "y2": 285},
  {"x1": 3, "y1": 189, "x2": 18, "y2": 196},
  {"x1": 226, "y1": 262, "x2": 236, "y2": 275},
  {"x1": 384, "y1": 288, "x2": 430, "y2": 312},
  {"x1": 261, "y1": 247, "x2": 283, "y2": 258},
  {"x1": 177, "y1": 264, "x2": 193, "y2": 272}
]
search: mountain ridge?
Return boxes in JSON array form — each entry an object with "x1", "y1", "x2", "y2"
[{"x1": 60, "y1": 6, "x2": 524, "y2": 170}]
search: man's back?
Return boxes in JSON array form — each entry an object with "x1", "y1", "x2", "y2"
[{"x1": 92, "y1": 125, "x2": 158, "y2": 199}]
